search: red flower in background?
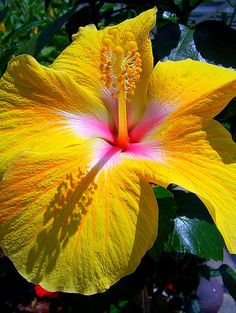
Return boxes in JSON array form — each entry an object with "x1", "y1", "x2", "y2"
[{"x1": 35, "y1": 285, "x2": 59, "y2": 299}]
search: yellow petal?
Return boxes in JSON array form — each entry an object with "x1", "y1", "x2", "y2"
[
  {"x1": 148, "y1": 59, "x2": 236, "y2": 120},
  {"x1": 51, "y1": 9, "x2": 157, "y2": 123},
  {"x1": 0, "y1": 146, "x2": 158, "y2": 294},
  {"x1": 0, "y1": 55, "x2": 110, "y2": 173},
  {"x1": 127, "y1": 116, "x2": 236, "y2": 253}
]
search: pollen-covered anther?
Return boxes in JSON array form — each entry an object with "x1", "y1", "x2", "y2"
[
  {"x1": 118, "y1": 73, "x2": 125, "y2": 82},
  {"x1": 113, "y1": 46, "x2": 124, "y2": 57},
  {"x1": 126, "y1": 41, "x2": 138, "y2": 51},
  {"x1": 108, "y1": 27, "x2": 119, "y2": 36},
  {"x1": 102, "y1": 37, "x2": 112, "y2": 47},
  {"x1": 100, "y1": 29, "x2": 142, "y2": 97},
  {"x1": 124, "y1": 30, "x2": 135, "y2": 40}
]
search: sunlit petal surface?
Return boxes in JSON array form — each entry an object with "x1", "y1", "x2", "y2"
[
  {"x1": 0, "y1": 146, "x2": 157, "y2": 294},
  {"x1": 148, "y1": 59, "x2": 236, "y2": 120}
]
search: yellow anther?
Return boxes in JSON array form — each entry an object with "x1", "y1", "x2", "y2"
[
  {"x1": 124, "y1": 30, "x2": 134, "y2": 40},
  {"x1": 128, "y1": 69, "x2": 135, "y2": 78},
  {"x1": 100, "y1": 64, "x2": 106, "y2": 72},
  {"x1": 127, "y1": 40, "x2": 138, "y2": 50},
  {"x1": 101, "y1": 47, "x2": 107, "y2": 53},
  {"x1": 127, "y1": 87, "x2": 135, "y2": 95},
  {"x1": 135, "y1": 67, "x2": 142, "y2": 74},
  {"x1": 102, "y1": 37, "x2": 112, "y2": 47},
  {"x1": 113, "y1": 45, "x2": 124, "y2": 56},
  {"x1": 108, "y1": 27, "x2": 119, "y2": 35},
  {"x1": 118, "y1": 74, "x2": 125, "y2": 82}
]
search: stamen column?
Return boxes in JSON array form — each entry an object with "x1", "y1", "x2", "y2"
[{"x1": 99, "y1": 28, "x2": 142, "y2": 150}]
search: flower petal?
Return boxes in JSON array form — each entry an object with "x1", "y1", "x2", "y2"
[
  {"x1": 147, "y1": 59, "x2": 236, "y2": 121},
  {"x1": 0, "y1": 143, "x2": 158, "y2": 294},
  {"x1": 51, "y1": 9, "x2": 157, "y2": 122},
  {"x1": 0, "y1": 55, "x2": 112, "y2": 172},
  {"x1": 127, "y1": 116, "x2": 236, "y2": 253}
]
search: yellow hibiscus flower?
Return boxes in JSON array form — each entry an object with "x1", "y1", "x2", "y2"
[{"x1": 0, "y1": 8, "x2": 236, "y2": 295}]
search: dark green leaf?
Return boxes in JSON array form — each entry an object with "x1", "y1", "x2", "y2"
[
  {"x1": 110, "y1": 300, "x2": 129, "y2": 313},
  {"x1": 153, "y1": 23, "x2": 181, "y2": 61},
  {"x1": 173, "y1": 0, "x2": 184, "y2": 10},
  {"x1": 231, "y1": 118, "x2": 236, "y2": 142},
  {"x1": 149, "y1": 186, "x2": 176, "y2": 262},
  {"x1": 165, "y1": 191, "x2": 224, "y2": 261},
  {"x1": 189, "y1": 0, "x2": 204, "y2": 6},
  {"x1": 34, "y1": 4, "x2": 78, "y2": 56},
  {"x1": 107, "y1": 255, "x2": 155, "y2": 301},
  {"x1": 15, "y1": 33, "x2": 40, "y2": 56},
  {"x1": 45, "y1": 0, "x2": 52, "y2": 11},
  {"x1": 219, "y1": 264, "x2": 236, "y2": 300},
  {"x1": 0, "y1": 45, "x2": 16, "y2": 76},
  {"x1": 167, "y1": 24, "x2": 201, "y2": 61},
  {"x1": 215, "y1": 98, "x2": 236, "y2": 122},
  {"x1": 0, "y1": 8, "x2": 8, "y2": 22},
  {"x1": 2, "y1": 21, "x2": 42, "y2": 45},
  {"x1": 40, "y1": 46, "x2": 56, "y2": 56},
  {"x1": 65, "y1": 5, "x2": 92, "y2": 40},
  {"x1": 101, "y1": 3, "x2": 116, "y2": 11},
  {"x1": 193, "y1": 21, "x2": 236, "y2": 68}
]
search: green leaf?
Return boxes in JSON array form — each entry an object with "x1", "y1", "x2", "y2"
[
  {"x1": 4, "y1": 21, "x2": 42, "y2": 45},
  {"x1": 45, "y1": 0, "x2": 52, "y2": 11},
  {"x1": 173, "y1": 0, "x2": 184, "y2": 10},
  {"x1": 65, "y1": 5, "x2": 93, "y2": 40},
  {"x1": 215, "y1": 98, "x2": 236, "y2": 122},
  {"x1": 189, "y1": 0, "x2": 205, "y2": 6},
  {"x1": 15, "y1": 33, "x2": 40, "y2": 56},
  {"x1": 193, "y1": 21, "x2": 236, "y2": 68},
  {"x1": 149, "y1": 186, "x2": 176, "y2": 262},
  {"x1": 34, "y1": 4, "x2": 78, "y2": 56},
  {"x1": 40, "y1": 45, "x2": 56, "y2": 56},
  {"x1": 153, "y1": 22, "x2": 181, "y2": 61},
  {"x1": 101, "y1": 3, "x2": 116, "y2": 11},
  {"x1": 0, "y1": 45, "x2": 16, "y2": 76},
  {"x1": 165, "y1": 191, "x2": 224, "y2": 261},
  {"x1": 219, "y1": 264, "x2": 236, "y2": 301},
  {"x1": 167, "y1": 24, "x2": 201, "y2": 61},
  {"x1": 110, "y1": 301, "x2": 129, "y2": 313},
  {"x1": 0, "y1": 8, "x2": 8, "y2": 23}
]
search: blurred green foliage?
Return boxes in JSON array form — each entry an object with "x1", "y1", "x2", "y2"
[{"x1": 0, "y1": 1, "x2": 236, "y2": 312}]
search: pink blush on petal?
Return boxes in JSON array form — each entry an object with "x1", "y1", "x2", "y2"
[
  {"x1": 129, "y1": 101, "x2": 175, "y2": 142},
  {"x1": 125, "y1": 141, "x2": 163, "y2": 161},
  {"x1": 58, "y1": 111, "x2": 116, "y2": 143}
]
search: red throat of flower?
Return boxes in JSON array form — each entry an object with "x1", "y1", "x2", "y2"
[{"x1": 100, "y1": 28, "x2": 142, "y2": 151}]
